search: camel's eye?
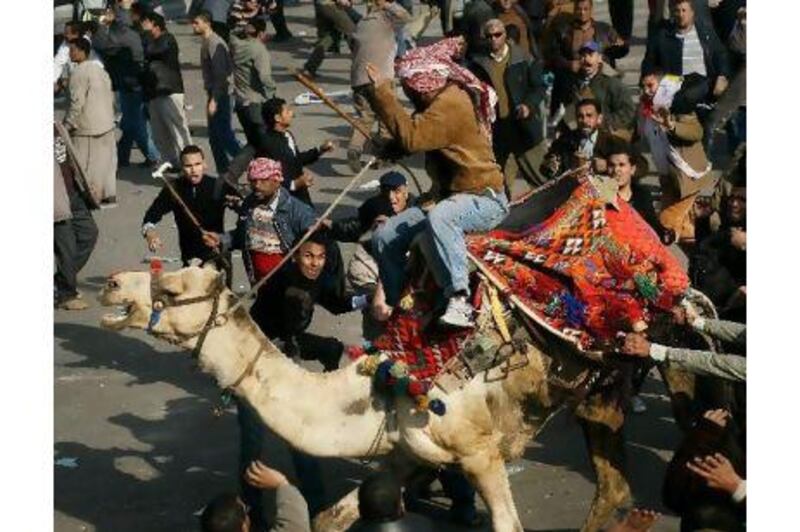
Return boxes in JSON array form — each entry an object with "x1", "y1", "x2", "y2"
[{"x1": 106, "y1": 278, "x2": 120, "y2": 290}]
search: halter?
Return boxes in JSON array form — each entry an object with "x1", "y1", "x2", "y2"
[
  {"x1": 147, "y1": 259, "x2": 226, "y2": 359},
  {"x1": 146, "y1": 260, "x2": 265, "y2": 391}
]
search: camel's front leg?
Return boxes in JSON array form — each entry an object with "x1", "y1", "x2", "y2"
[
  {"x1": 461, "y1": 452, "x2": 523, "y2": 532},
  {"x1": 576, "y1": 396, "x2": 631, "y2": 532}
]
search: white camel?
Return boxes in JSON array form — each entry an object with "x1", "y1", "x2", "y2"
[{"x1": 99, "y1": 263, "x2": 699, "y2": 531}]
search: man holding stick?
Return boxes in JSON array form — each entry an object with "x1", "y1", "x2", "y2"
[
  {"x1": 366, "y1": 37, "x2": 509, "y2": 328},
  {"x1": 142, "y1": 145, "x2": 239, "y2": 283}
]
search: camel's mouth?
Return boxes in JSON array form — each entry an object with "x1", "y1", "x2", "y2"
[
  {"x1": 100, "y1": 303, "x2": 138, "y2": 330},
  {"x1": 98, "y1": 272, "x2": 152, "y2": 331}
]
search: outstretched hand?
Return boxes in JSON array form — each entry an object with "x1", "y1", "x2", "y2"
[
  {"x1": 202, "y1": 231, "x2": 221, "y2": 249},
  {"x1": 244, "y1": 460, "x2": 289, "y2": 490},
  {"x1": 686, "y1": 453, "x2": 742, "y2": 495}
]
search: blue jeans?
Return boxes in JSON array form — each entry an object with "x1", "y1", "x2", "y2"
[
  {"x1": 373, "y1": 190, "x2": 509, "y2": 306},
  {"x1": 117, "y1": 91, "x2": 160, "y2": 165},
  {"x1": 208, "y1": 94, "x2": 242, "y2": 174}
]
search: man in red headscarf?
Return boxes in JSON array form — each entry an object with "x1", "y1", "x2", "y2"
[{"x1": 367, "y1": 37, "x2": 509, "y2": 329}]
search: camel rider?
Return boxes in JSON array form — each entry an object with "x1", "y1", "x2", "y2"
[{"x1": 367, "y1": 36, "x2": 510, "y2": 329}]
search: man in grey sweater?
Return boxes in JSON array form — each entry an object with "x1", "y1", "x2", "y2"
[
  {"x1": 201, "y1": 460, "x2": 310, "y2": 532},
  {"x1": 621, "y1": 306, "x2": 745, "y2": 382},
  {"x1": 230, "y1": 18, "x2": 276, "y2": 148},
  {"x1": 193, "y1": 10, "x2": 243, "y2": 174}
]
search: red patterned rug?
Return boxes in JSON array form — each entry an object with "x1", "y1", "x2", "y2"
[{"x1": 466, "y1": 177, "x2": 689, "y2": 350}]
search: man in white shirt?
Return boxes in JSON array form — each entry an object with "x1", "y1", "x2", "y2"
[{"x1": 54, "y1": 22, "x2": 105, "y2": 92}]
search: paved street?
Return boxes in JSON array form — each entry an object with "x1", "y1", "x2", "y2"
[{"x1": 55, "y1": 1, "x2": 684, "y2": 530}]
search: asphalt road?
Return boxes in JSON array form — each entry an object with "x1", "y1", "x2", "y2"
[{"x1": 55, "y1": 2, "x2": 684, "y2": 530}]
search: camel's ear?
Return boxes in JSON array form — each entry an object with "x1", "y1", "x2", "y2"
[
  {"x1": 158, "y1": 272, "x2": 185, "y2": 295},
  {"x1": 188, "y1": 258, "x2": 204, "y2": 268},
  {"x1": 202, "y1": 261, "x2": 219, "y2": 272}
]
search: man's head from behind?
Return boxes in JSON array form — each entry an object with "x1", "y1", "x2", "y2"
[
  {"x1": 576, "y1": 98, "x2": 603, "y2": 135},
  {"x1": 180, "y1": 145, "x2": 207, "y2": 185},
  {"x1": 245, "y1": 18, "x2": 268, "y2": 41},
  {"x1": 263, "y1": 97, "x2": 294, "y2": 131},
  {"x1": 191, "y1": 10, "x2": 213, "y2": 36},
  {"x1": 358, "y1": 471, "x2": 404, "y2": 523},
  {"x1": 484, "y1": 19, "x2": 508, "y2": 54},
  {"x1": 64, "y1": 21, "x2": 81, "y2": 41},
  {"x1": 200, "y1": 492, "x2": 249, "y2": 532},
  {"x1": 673, "y1": 0, "x2": 695, "y2": 30},
  {"x1": 68, "y1": 37, "x2": 92, "y2": 64},
  {"x1": 141, "y1": 12, "x2": 166, "y2": 36}
]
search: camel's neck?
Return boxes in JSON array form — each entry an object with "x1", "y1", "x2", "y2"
[{"x1": 192, "y1": 313, "x2": 391, "y2": 458}]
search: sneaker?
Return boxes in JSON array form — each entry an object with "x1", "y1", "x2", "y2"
[
  {"x1": 347, "y1": 149, "x2": 362, "y2": 173},
  {"x1": 631, "y1": 395, "x2": 647, "y2": 414},
  {"x1": 57, "y1": 296, "x2": 89, "y2": 311},
  {"x1": 439, "y1": 296, "x2": 474, "y2": 329}
]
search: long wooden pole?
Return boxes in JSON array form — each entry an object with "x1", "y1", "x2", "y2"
[{"x1": 292, "y1": 69, "x2": 425, "y2": 195}]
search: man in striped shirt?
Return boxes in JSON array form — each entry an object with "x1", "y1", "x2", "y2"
[{"x1": 642, "y1": 0, "x2": 730, "y2": 100}]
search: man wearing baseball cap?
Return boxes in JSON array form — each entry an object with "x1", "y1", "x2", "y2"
[{"x1": 551, "y1": 39, "x2": 636, "y2": 138}]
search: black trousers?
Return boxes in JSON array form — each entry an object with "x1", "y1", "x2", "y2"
[
  {"x1": 608, "y1": 0, "x2": 634, "y2": 40},
  {"x1": 54, "y1": 190, "x2": 98, "y2": 300},
  {"x1": 235, "y1": 102, "x2": 269, "y2": 149},
  {"x1": 270, "y1": 0, "x2": 292, "y2": 38}
]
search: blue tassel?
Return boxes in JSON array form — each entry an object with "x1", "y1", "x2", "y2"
[
  {"x1": 561, "y1": 292, "x2": 586, "y2": 328},
  {"x1": 429, "y1": 399, "x2": 446, "y2": 416}
]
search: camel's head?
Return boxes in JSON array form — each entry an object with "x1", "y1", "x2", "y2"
[{"x1": 99, "y1": 262, "x2": 230, "y2": 345}]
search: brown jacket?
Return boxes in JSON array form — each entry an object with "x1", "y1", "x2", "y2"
[
  {"x1": 372, "y1": 82, "x2": 504, "y2": 197},
  {"x1": 667, "y1": 113, "x2": 714, "y2": 198}
]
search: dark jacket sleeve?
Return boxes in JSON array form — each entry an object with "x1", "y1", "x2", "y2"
[
  {"x1": 142, "y1": 187, "x2": 174, "y2": 228},
  {"x1": 296, "y1": 145, "x2": 321, "y2": 167},
  {"x1": 329, "y1": 216, "x2": 365, "y2": 243},
  {"x1": 606, "y1": 77, "x2": 637, "y2": 131},
  {"x1": 522, "y1": 58, "x2": 547, "y2": 112},
  {"x1": 703, "y1": 23, "x2": 731, "y2": 79},
  {"x1": 317, "y1": 282, "x2": 356, "y2": 315}
]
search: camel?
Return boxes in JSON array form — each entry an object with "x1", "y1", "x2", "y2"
[{"x1": 98, "y1": 262, "x2": 706, "y2": 531}]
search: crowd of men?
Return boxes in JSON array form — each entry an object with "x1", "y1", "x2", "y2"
[{"x1": 54, "y1": 0, "x2": 746, "y2": 530}]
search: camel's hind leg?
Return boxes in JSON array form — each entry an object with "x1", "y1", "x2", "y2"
[
  {"x1": 575, "y1": 396, "x2": 631, "y2": 532},
  {"x1": 461, "y1": 452, "x2": 523, "y2": 532}
]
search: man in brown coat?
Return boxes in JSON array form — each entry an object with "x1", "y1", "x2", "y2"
[
  {"x1": 367, "y1": 37, "x2": 509, "y2": 328},
  {"x1": 636, "y1": 71, "x2": 715, "y2": 241}
]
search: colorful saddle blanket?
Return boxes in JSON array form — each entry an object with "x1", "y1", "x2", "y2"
[{"x1": 357, "y1": 175, "x2": 690, "y2": 413}]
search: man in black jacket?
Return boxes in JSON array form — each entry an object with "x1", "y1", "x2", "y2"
[
  {"x1": 141, "y1": 11, "x2": 193, "y2": 167},
  {"x1": 93, "y1": 6, "x2": 161, "y2": 168},
  {"x1": 642, "y1": 0, "x2": 730, "y2": 102},
  {"x1": 469, "y1": 18, "x2": 547, "y2": 191},
  {"x1": 141, "y1": 145, "x2": 238, "y2": 281},
  {"x1": 256, "y1": 97, "x2": 336, "y2": 206}
]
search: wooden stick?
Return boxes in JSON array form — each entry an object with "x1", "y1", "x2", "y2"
[
  {"x1": 225, "y1": 156, "x2": 380, "y2": 315},
  {"x1": 152, "y1": 163, "x2": 231, "y2": 270},
  {"x1": 292, "y1": 69, "x2": 425, "y2": 195}
]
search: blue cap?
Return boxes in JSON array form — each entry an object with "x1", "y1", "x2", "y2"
[
  {"x1": 379, "y1": 171, "x2": 407, "y2": 189},
  {"x1": 578, "y1": 40, "x2": 601, "y2": 54}
]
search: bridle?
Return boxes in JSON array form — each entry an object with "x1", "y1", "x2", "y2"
[
  {"x1": 147, "y1": 264, "x2": 227, "y2": 359},
  {"x1": 146, "y1": 262, "x2": 264, "y2": 390}
]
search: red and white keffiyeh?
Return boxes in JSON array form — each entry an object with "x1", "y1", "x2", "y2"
[
  {"x1": 395, "y1": 37, "x2": 497, "y2": 138},
  {"x1": 247, "y1": 157, "x2": 283, "y2": 182}
]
